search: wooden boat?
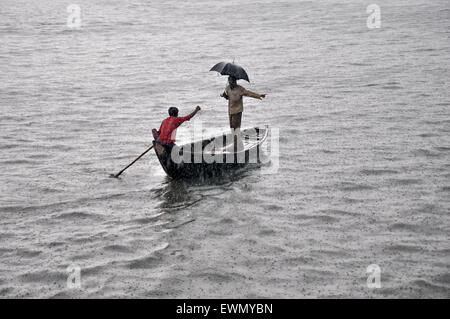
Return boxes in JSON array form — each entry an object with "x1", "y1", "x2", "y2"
[{"x1": 153, "y1": 126, "x2": 268, "y2": 179}]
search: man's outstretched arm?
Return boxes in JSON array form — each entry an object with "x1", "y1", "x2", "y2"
[
  {"x1": 188, "y1": 105, "x2": 201, "y2": 118},
  {"x1": 242, "y1": 89, "x2": 266, "y2": 100},
  {"x1": 178, "y1": 106, "x2": 201, "y2": 124}
]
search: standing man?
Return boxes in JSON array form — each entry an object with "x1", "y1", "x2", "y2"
[{"x1": 221, "y1": 76, "x2": 265, "y2": 152}]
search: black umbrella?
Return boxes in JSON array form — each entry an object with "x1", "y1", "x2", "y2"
[{"x1": 210, "y1": 62, "x2": 250, "y2": 82}]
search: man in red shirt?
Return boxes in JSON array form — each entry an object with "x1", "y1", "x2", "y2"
[{"x1": 155, "y1": 106, "x2": 201, "y2": 145}]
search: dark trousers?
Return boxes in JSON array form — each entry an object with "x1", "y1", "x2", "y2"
[{"x1": 229, "y1": 112, "x2": 243, "y2": 152}]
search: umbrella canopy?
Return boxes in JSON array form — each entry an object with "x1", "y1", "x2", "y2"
[{"x1": 210, "y1": 62, "x2": 250, "y2": 82}]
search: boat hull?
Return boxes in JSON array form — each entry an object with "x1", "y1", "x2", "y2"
[{"x1": 153, "y1": 127, "x2": 268, "y2": 179}]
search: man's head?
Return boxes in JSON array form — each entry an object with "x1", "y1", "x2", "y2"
[
  {"x1": 168, "y1": 107, "x2": 179, "y2": 117},
  {"x1": 228, "y1": 76, "x2": 237, "y2": 85}
]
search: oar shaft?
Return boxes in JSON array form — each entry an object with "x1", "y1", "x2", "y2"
[{"x1": 114, "y1": 145, "x2": 154, "y2": 178}]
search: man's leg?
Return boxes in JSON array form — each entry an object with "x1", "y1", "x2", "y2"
[{"x1": 230, "y1": 112, "x2": 243, "y2": 153}]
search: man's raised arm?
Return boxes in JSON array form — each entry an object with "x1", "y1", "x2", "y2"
[
  {"x1": 177, "y1": 106, "x2": 201, "y2": 125},
  {"x1": 188, "y1": 105, "x2": 201, "y2": 119}
]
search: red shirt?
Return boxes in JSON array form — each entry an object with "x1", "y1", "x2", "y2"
[{"x1": 157, "y1": 115, "x2": 191, "y2": 143}]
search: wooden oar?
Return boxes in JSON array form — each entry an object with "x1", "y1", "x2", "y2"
[{"x1": 111, "y1": 145, "x2": 154, "y2": 178}]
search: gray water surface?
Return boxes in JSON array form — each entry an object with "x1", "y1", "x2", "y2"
[{"x1": 0, "y1": 0, "x2": 449, "y2": 298}]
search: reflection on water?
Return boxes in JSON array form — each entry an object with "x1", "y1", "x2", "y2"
[
  {"x1": 153, "y1": 169, "x2": 254, "y2": 212},
  {"x1": 153, "y1": 178, "x2": 201, "y2": 211}
]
